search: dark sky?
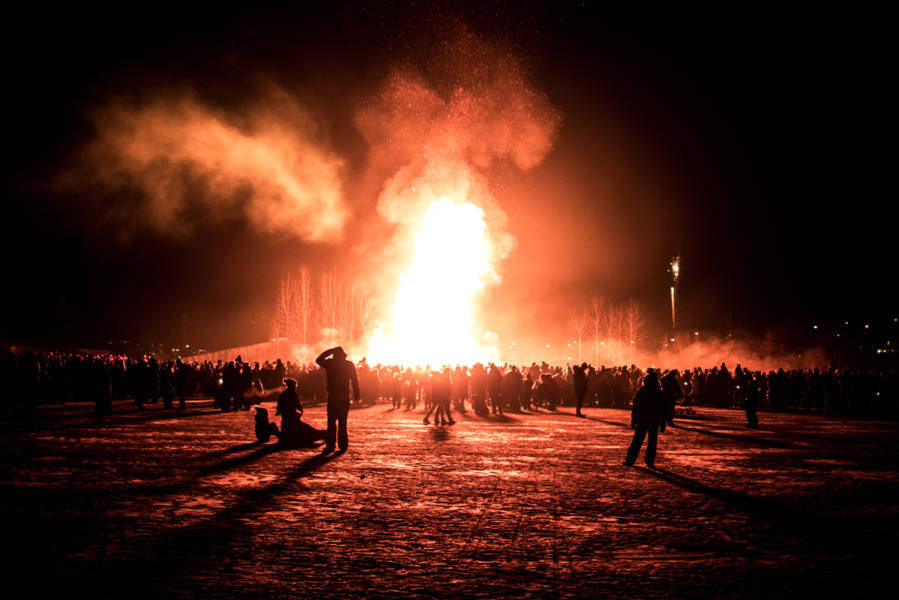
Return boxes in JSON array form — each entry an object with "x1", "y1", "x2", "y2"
[{"x1": 2, "y1": 2, "x2": 893, "y2": 351}]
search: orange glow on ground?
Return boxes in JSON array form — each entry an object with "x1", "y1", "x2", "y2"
[{"x1": 366, "y1": 197, "x2": 498, "y2": 367}]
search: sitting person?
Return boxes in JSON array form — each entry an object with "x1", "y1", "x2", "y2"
[
  {"x1": 254, "y1": 406, "x2": 279, "y2": 443},
  {"x1": 275, "y1": 378, "x2": 326, "y2": 447}
]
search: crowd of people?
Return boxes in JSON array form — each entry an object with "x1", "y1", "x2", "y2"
[{"x1": 1, "y1": 349, "x2": 897, "y2": 422}]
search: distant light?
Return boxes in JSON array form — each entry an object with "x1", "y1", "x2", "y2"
[
  {"x1": 630, "y1": 340, "x2": 635, "y2": 344},
  {"x1": 812, "y1": 325, "x2": 818, "y2": 330},
  {"x1": 694, "y1": 331, "x2": 699, "y2": 336},
  {"x1": 669, "y1": 338, "x2": 675, "y2": 343},
  {"x1": 600, "y1": 341, "x2": 605, "y2": 345},
  {"x1": 844, "y1": 321, "x2": 849, "y2": 326},
  {"x1": 545, "y1": 344, "x2": 550, "y2": 348},
  {"x1": 865, "y1": 324, "x2": 870, "y2": 329}
]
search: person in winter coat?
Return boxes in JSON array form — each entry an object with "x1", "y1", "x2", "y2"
[{"x1": 623, "y1": 370, "x2": 666, "y2": 468}]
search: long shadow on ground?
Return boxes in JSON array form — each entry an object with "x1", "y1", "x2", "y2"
[
  {"x1": 52, "y1": 449, "x2": 345, "y2": 597},
  {"x1": 670, "y1": 423, "x2": 796, "y2": 449}
]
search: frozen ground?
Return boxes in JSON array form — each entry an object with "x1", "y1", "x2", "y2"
[{"x1": 1, "y1": 399, "x2": 897, "y2": 598}]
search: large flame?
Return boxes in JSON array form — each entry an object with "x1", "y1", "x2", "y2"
[{"x1": 366, "y1": 196, "x2": 498, "y2": 367}]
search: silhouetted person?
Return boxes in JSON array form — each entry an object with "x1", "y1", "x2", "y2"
[
  {"x1": 132, "y1": 358, "x2": 150, "y2": 410},
  {"x1": 424, "y1": 367, "x2": 454, "y2": 425},
  {"x1": 255, "y1": 406, "x2": 279, "y2": 443},
  {"x1": 744, "y1": 373, "x2": 760, "y2": 428},
  {"x1": 175, "y1": 359, "x2": 188, "y2": 408},
  {"x1": 470, "y1": 363, "x2": 488, "y2": 416},
  {"x1": 623, "y1": 370, "x2": 665, "y2": 468},
  {"x1": 276, "y1": 378, "x2": 302, "y2": 433},
  {"x1": 487, "y1": 363, "x2": 503, "y2": 415},
  {"x1": 535, "y1": 373, "x2": 561, "y2": 410},
  {"x1": 503, "y1": 366, "x2": 523, "y2": 411},
  {"x1": 660, "y1": 370, "x2": 683, "y2": 427},
  {"x1": 522, "y1": 372, "x2": 534, "y2": 410},
  {"x1": 240, "y1": 362, "x2": 254, "y2": 410},
  {"x1": 93, "y1": 357, "x2": 111, "y2": 424},
  {"x1": 315, "y1": 346, "x2": 360, "y2": 453},
  {"x1": 160, "y1": 362, "x2": 175, "y2": 408},
  {"x1": 573, "y1": 363, "x2": 589, "y2": 417},
  {"x1": 222, "y1": 360, "x2": 239, "y2": 411},
  {"x1": 274, "y1": 378, "x2": 324, "y2": 447}
]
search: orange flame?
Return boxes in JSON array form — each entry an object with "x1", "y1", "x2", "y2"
[{"x1": 367, "y1": 196, "x2": 498, "y2": 367}]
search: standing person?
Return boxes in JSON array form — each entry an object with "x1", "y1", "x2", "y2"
[
  {"x1": 487, "y1": 363, "x2": 504, "y2": 416},
  {"x1": 424, "y1": 367, "x2": 454, "y2": 425},
  {"x1": 174, "y1": 359, "x2": 188, "y2": 408},
  {"x1": 522, "y1": 372, "x2": 534, "y2": 410},
  {"x1": 159, "y1": 362, "x2": 175, "y2": 408},
  {"x1": 315, "y1": 346, "x2": 360, "y2": 453},
  {"x1": 623, "y1": 370, "x2": 666, "y2": 468},
  {"x1": 573, "y1": 363, "x2": 589, "y2": 417},
  {"x1": 744, "y1": 372, "x2": 760, "y2": 428},
  {"x1": 660, "y1": 370, "x2": 683, "y2": 427},
  {"x1": 470, "y1": 363, "x2": 488, "y2": 417}
]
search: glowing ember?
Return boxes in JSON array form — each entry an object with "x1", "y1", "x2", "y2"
[{"x1": 367, "y1": 197, "x2": 497, "y2": 367}]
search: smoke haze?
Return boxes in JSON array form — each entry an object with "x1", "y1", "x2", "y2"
[{"x1": 71, "y1": 91, "x2": 347, "y2": 242}]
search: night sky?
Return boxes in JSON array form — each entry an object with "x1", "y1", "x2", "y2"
[{"x1": 2, "y1": 2, "x2": 893, "y2": 351}]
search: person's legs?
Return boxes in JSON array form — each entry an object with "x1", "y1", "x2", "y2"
[
  {"x1": 337, "y1": 400, "x2": 350, "y2": 449},
  {"x1": 423, "y1": 401, "x2": 436, "y2": 424},
  {"x1": 747, "y1": 406, "x2": 758, "y2": 428},
  {"x1": 576, "y1": 392, "x2": 585, "y2": 416},
  {"x1": 645, "y1": 427, "x2": 658, "y2": 466},
  {"x1": 624, "y1": 427, "x2": 647, "y2": 465},
  {"x1": 325, "y1": 400, "x2": 338, "y2": 450}
]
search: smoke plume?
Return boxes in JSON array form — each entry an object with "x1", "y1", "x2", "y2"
[
  {"x1": 355, "y1": 35, "x2": 562, "y2": 294},
  {"x1": 72, "y1": 91, "x2": 347, "y2": 241}
]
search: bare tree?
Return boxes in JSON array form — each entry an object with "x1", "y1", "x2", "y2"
[
  {"x1": 270, "y1": 272, "x2": 294, "y2": 339},
  {"x1": 298, "y1": 266, "x2": 312, "y2": 347},
  {"x1": 568, "y1": 306, "x2": 588, "y2": 363},
  {"x1": 623, "y1": 300, "x2": 646, "y2": 364},
  {"x1": 271, "y1": 266, "x2": 375, "y2": 351},
  {"x1": 603, "y1": 302, "x2": 624, "y2": 364},
  {"x1": 320, "y1": 270, "x2": 337, "y2": 343},
  {"x1": 591, "y1": 295, "x2": 605, "y2": 365}
]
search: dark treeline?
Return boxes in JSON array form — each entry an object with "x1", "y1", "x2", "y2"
[{"x1": 1, "y1": 350, "x2": 897, "y2": 421}]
